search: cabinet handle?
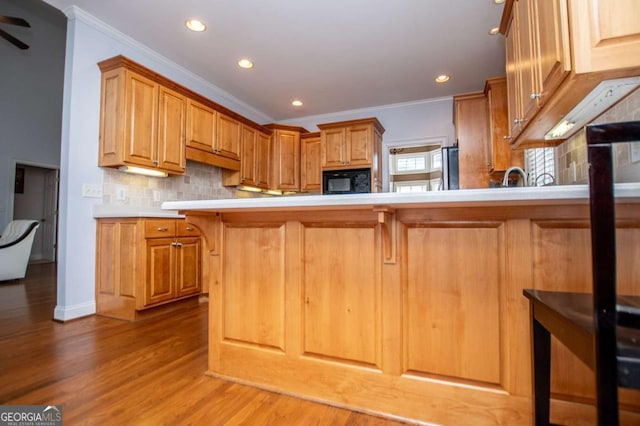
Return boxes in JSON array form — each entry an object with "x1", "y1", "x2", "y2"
[
  {"x1": 529, "y1": 93, "x2": 542, "y2": 100},
  {"x1": 185, "y1": 227, "x2": 194, "y2": 231},
  {"x1": 157, "y1": 227, "x2": 168, "y2": 232},
  {"x1": 503, "y1": 135, "x2": 512, "y2": 140},
  {"x1": 171, "y1": 242, "x2": 183, "y2": 247},
  {"x1": 152, "y1": 159, "x2": 159, "y2": 165},
  {"x1": 514, "y1": 118, "x2": 525, "y2": 124}
]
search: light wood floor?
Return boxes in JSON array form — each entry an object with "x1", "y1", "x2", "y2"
[{"x1": 0, "y1": 263, "x2": 407, "y2": 425}]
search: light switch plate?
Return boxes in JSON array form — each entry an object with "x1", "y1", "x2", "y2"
[{"x1": 82, "y1": 184, "x2": 103, "y2": 198}]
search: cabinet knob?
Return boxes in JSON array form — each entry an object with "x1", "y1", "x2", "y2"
[
  {"x1": 157, "y1": 227, "x2": 168, "y2": 232},
  {"x1": 152, "y1": 160, "x2": 159, "y2": 165},
  {"x1": 529, "y1": 93, "x2": 542, "y2": 100}
]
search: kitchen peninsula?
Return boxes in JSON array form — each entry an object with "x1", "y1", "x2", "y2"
[{"x1": 163, "y1": 185, "x2": 640, "y2": 425}]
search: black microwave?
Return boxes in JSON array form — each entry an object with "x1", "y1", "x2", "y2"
[{"x1": 322, "y1": 168, "x2": 371, "y2": 194}]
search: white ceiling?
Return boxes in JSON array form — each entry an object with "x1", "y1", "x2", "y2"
[{"x1": 42, "y1": 0, "x2": 506, "y2": 122}]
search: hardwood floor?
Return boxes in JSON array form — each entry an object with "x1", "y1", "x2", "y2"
[{"x1": 0, "y1": 263, "x2": 407, "y2": 425}]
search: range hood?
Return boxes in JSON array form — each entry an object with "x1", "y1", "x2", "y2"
[{"x1": 545, "y1": 76, "x2": 640, "y2": 140}]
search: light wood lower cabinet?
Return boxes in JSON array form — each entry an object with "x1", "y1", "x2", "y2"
[
  {"x1": 96, "y1": 217, "x2": 202, "y2": 320},
  {"x1": 186, "y1": 202, "x2": 640, "y2": 425}
]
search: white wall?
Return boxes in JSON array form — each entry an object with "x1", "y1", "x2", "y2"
[{"x1": 0, "y1": 0, "x2": 65, "y2": 230}]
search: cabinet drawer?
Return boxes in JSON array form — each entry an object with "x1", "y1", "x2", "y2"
[
  {"x1": 144, "y1": 219, "x2": 176, "y2": 238},
  {"x1": 177, "y1": 221, "x2": 201, "y2": 237}
]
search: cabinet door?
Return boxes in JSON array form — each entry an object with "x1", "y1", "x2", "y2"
[
  {"x1": 301, "y1": 136, "x2": 321, "y2": 192},
  {"x1": 504, "y1": 13, "x2": 523, "y2": 140},
  {"x1": 255, "y1": 131, "x2": 271, "y2": 189},
  {"x1": 186, "y1": 99, "x2": 217, "y2": 153},
  {"x1": 534, "y1": 0, "x2": 570, "y2": 105},
  {"x1": 145, "y1": 238, "x2": 175, "y2": 307},
  {"x1": 571, "y1": 0, "x2": 640, "y2": 73},
  {"x1": 216, "y1": 113, "x2": 242, "y2": 160},
  {"x1": 272, "y1": 129, "x2": 300, "y2": 190},
  {"x1": 515, "y1": 0, "x2": 538, "y2": 125},
  {"x1": 123, "y1": 70, "x2": 158, "y2": 169},
  {"x1": 175, "y1": 237, "x2": 201, "y2": 298},
  {"x1": 486, "y1": 78, "x2": 513, "y2": 172},
  {"x1": 455, "y1": 94, "x2": 489, "y2": 189},
  {"x1": 157, "y1": 86, "x2": 186, "y2": 174},
  {"x1": 346, "y1": 125, "x2": 373, "y2": 166},
  {"x1": 239, "y1": 125, "x2": 257, "y2": 185},
  {"x1": 321, "y1": 128, "x2": 347, "y2": 168}
]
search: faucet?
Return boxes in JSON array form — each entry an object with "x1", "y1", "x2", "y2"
[
  {"x1": 534, "y1": 172, "x2": 556, "y2": 186},
  {"x1": 502, "y1": 166, "x2": 528, "y2": 187}
]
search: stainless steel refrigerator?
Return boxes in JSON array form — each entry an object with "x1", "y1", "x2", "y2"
[{"x1": 441, "y1": 146, "x2": 459, "y2": 190}]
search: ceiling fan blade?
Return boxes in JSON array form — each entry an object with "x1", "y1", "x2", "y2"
[
  {"x1": 0, "y1": 15, "x2": 30, "y2": 27},
  {"x1": 0, "y1": 28, "x2": 29, "y2": 49}
]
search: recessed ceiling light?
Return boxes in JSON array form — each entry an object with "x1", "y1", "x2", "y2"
[
  {"x1": 185, "y1": 19, "x2": 206, "y2": 32},
  {"x1": 489, "y1": 27, "x2": 500, "y2": 35},
  {"x1": 291, "y1": 100, "x2": 303, "y2": 107},
  {"x1": 493, "y1": 0, "x2": 505, "y2": 4},
  {"x1": 435, "y1": 74, "x2": 450, "y2": 83},
  {"x1": 237, "y1": 59, "x2": 254, "y2": 69}
]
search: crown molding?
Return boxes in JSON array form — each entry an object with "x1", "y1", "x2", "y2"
[{"x1": 62, "y1": 6, "x2": 273, "y2": 124}]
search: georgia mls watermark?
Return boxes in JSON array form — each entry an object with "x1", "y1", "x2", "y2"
[{"x1": 0, "y1": 405, "x2": 62, "y2": 426}]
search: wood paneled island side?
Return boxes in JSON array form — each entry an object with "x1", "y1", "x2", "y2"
[{"x1": 163, "y1": 185, "x2": 640, "y2": 425}]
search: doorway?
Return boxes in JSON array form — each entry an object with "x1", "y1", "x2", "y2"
[
  {"x1": 385, "y1": 137, "x2": 447, "y2": 192},
  {"x1": 12, "y1": 163, "x2": 59, "y2": 263}
]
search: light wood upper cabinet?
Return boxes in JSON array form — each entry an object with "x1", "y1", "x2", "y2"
[
  {"x1": 239, "y1": 125, "x2": 257, "y2": 186},
  {"x1": 484, "y1": 77, "x2": 524, "y2": 174},
  {"x1": 266, "y1": 124, "x2": 304, "y2": 191},
  {"x1": 318, "y1": 118, "x2": 384, "y2": 170},
  {"x1": 504, "y1": 0, "x2": 570, "y2": 141},
  {"x1": 255, "y1": 131, "x2": 271, "y2": 189},
  {"x1": 300, "y1": 132, "x2": 321, "y2": 193},
  {"x1": 500, "y1": 0, "x2": 640, "y2": 147},
  {"x1": 454, "y1": 93, "x2": 490, "y2": 189},
  {"x1": 216, "y1": 113, "x2": 242, "y2": 161},
  {"x1": 571, "y1": 0, "x2": 640, "y2": 74},
  {"x1": 186, "y1": 99, "x2": 217, "y2": 153},
  {"x1": 98, "y1": 63, "x2": 186, "y2": 175},
  {"x1": 157, "y1": 86, "x2": 187, "y2": 173},
  {"x1": 321, "y1": 127, "x2": 347, "y2": 168}
]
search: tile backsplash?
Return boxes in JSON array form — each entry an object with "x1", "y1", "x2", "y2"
[
  {"x1": 556, "y1": 87, "x2": 640, "y2": 184},
  {"x1": 102, "y1": 161, "x2": 237, "y2": 207}
]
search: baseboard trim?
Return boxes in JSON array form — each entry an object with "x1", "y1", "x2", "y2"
[{"x1": 54, "y1": 301, "x2": 96, "y2": 322}]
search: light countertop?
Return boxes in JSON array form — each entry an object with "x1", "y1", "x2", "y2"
[
  {"x1": 161, "y1": 183, "x2": 640, "y2": 213},
  {"x1": 93, "y1": 204, "x2": 184, "y2": 218}
]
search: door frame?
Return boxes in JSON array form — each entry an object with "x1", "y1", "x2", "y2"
[{"x1": 9, "y1": 159, "x2": 60, "y2": 262}]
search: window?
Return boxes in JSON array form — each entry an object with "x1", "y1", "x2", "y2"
[
  {"x1": 392, "y1": 152, "x2": 428, "y2": 174},
  {"x1": 525, "y1": 147, "x2": 555, "y2": 186},
  {"x1": 389, "y1": 144, "x2": 442, "y2": 192},
  {"x1": 393, "y1": 181, "x2": 430, "y2": 192}
]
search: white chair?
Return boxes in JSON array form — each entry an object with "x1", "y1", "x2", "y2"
[{"x1": 0, "y1": 220, "x2": 40, "y2": 281}]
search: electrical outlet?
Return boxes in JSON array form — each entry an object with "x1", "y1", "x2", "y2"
[
  {"x1": 116, "y1": 186, "x2": 127, "y2": 201},
  {"x1": 82, "y1": 184, "x2": 103, "y2": 198},
  {"x1": 153, "y1": 190, "x2": 161, "y2": 202}
]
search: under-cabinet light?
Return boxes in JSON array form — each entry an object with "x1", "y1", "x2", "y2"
[
  {"x1": 545, "y1": 76, "x2": 640, "y2": 140},
  {"x1": 238, "y1": 185, "x2": 263, "y2": 193},
  {"x1": 118, "y1": 166, "x2": 168, "y2": 178}
]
